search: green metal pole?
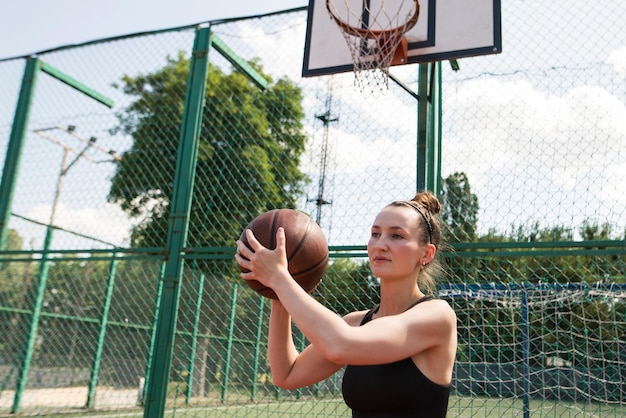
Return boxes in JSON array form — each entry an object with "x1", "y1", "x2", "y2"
[
  {"x1": 250, "y1": 296, "x2": 265, "y2": 400},
  {"x1": 185, "y1": 272, "x2": 205, "y2": 404},
  {"x1": 221, "y1": 284, "x2": 238, "y2": 403},
  {"x1": 416, "y1": 63, "x2": 429, "y2": 192},
  {"x1": 426, "y1": 62, "x2": 442, "y2": 194},
  {"x1": 0, "y1": 57, "x2": 41, "y2": 256},
  {"x1": 416, "y1": 62, "x2": 442, "y2": 194},
  {"x1": 295, "y1": 331, "x2": 306, "y2": 400},
  {"x1": 12, "y1": 219, "x2": 54, "y2": 413},
  {"x1": 435, "y1": 62, "x2": 443, "y2": 195},
  {"x1": 142, "y1": 262, "x2": 166, "y2": 406},
  {"x1": 143, "y1": 26, "x2": 211, "y2": 418},
  {"x1": 0, "y1": 60, "x2": 36, "y2": 396},
  {"x1": 12, "y1": 146, "x2": 72, "y2": 413},
  {"x1": 86, "y1": 254, "x2": 119, "y2": 408}
]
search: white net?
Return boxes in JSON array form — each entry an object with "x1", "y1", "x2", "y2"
[
  {"x1": 443, "y1": 283, "x2": 625, "y2": 415},
  {"x1": 326, "y1": 0, "x2": 419, "y2": 95}
]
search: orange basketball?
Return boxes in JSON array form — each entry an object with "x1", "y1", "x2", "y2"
[{"x1": 238, "y1": 209, "x2": 329, "y2": 299}]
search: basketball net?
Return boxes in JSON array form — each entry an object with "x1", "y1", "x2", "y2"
[{"x1": 326, "y1": 0, "x2": 420, "y2": 96}]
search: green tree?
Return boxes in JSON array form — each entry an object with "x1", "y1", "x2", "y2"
[
  {"x1": 440, "y1": 172, "x2": 479, "y2": 243},
  {"x1": 320, "y1": 258, "x2": 379, "y2": 316},
  {"x1": 109, "y1": 52, "x2": 308, "y2": 250},
  {"x1": 439, "y1": 172, "x2": 480, "y2": 285},
  {"x1": 108, "y1": 52, "x2": 310, "y2": 396},
  {"x1": 0, "y1": 229, "x2": 29, "y2": 306},
  {"x1": 0, "y1": 229, "x2": 31, "y2": 362}
]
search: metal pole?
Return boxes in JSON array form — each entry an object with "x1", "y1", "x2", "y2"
[
  {"x1": 143, "y1": 26, "x2": 211, "y2": 417},
  {"x1": 416, "y1": 62, "x2": 442, "y2": 194},
  {"x1": 416, "y1": 64, "x2": 429, "y2": 192},
  {"x1": 0, "y1": 57, "x2": 40, "y2": 257},
  {"x1": 435, "y1": 62, "x2": 443, "y2": 195},
  {"x1": 521, "y1": 289, "x2": 530, "y2": 418},
  {"x1": 426, "y1": 62, "x2": 442, "y2": 194},
  {"x1": 12, "y1": 146, "x2": 69, "y2": 413},
  {"x1": 185, "y1": 272, "x2": 206, "y2": 403},
  {"x1": 86, "y1": 254, "x2": 119, "y2": 408},
  {"x1": 221, "y1": 284, "x2": 238, "y2": 403},
  {"x1": 250, "y1": 296, "x2": 265, "y2": 400},
  {"x1": 141, "y1": 262, "x2": 166, "y2": 406}
]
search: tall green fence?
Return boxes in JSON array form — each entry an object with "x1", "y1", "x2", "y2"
[{"x1": 0, "y1": 2, "x2": 625, "y2": 417}]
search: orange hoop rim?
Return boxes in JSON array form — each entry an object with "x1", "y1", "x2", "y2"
[{"x1": 325, "y1": 0, "x2": 420, "y2": 39}]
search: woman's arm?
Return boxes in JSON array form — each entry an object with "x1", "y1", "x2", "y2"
[
  {"x1": 268, "y1": 300, "x2": 345, "y2": 389},
  {"x1": 272, "y1": 273, "x2": 455, "y2": 365},
  {"x1": 236, "y1": 228, "x2": 456, "y2": 366}
]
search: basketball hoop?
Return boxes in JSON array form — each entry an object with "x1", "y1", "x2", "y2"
[{"x1": 326, "y1": 0, "x2": 420, "y2": 95}]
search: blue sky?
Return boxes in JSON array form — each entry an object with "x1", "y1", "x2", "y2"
[{"x1": 0, "y1": 0, "x2": 305, "y2": 59}]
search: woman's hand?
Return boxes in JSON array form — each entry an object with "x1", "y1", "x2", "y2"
[{"x1": 235, "y1": 227, "x2": 290, "y2": 289}]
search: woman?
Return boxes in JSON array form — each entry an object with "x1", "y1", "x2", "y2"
[{"x1": 235, "y1": 191, "x2": 457, "y2": 417}]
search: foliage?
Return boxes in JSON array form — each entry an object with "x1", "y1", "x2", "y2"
[
  {"x1": 0, "y1": 229, "x2": 30, "y2": 307},
  {"x1": 441, "y1": 172, "x2": 479, "y2": 243},
  {"x1": 109, "y1": 53, "x2": 309, "y2": 250},
  {"x1": 319, "y1": 258, "x2": 379, "y2": 316}
]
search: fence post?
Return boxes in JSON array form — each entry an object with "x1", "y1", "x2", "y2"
[
  {"x1": 416, "y1": 62, "x2": 442, "y2": 194},
  {"x1": 185, "y1": 271, "x2": 206, "y2": 403},
  {"x1": 521, "y1": 288, "x2": 530, "y2": 418},
  {"x1": 221, "y1": 284, "x2": 238, "y2": 403},
  {"x1": 7, "y1": 58, "x2": 44, "y2": 413},
  {"x1": 0, "y1": 57, "x2": 40, "y2": 258},
  {"x1": 86, "y1": 253, "x2": 119, "y2": 408},
  {"x1": 250, "y1": 296, "x2": 265, "y2": 399},
  {"x1": 141, "y1": 262, "x2": 166, "y2": 406},
  {"x1": 142, "y1": 25, "x2": 212, "y2": 418}
]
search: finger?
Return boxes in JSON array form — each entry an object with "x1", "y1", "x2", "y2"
[
  {"x1": 275, "y1": 227, "x2": 286, "y2": 253},
  {"x1": 235, "y1": 240, "x2": 251, "y2": 259},
  {"x1": 244, "y1": 228, "x2": 264, "y2": 251}
]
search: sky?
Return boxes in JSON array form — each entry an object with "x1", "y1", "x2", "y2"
[
  {"x1": 2, "y1": 0, "x2": 625, "y2": 249},
  {"x1": 0, "y1": 0, "x2": 306, "y2": 59}
]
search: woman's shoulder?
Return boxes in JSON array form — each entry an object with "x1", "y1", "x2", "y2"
[
  {"x1": 412, "y1": 298, "x2": 457, "y2": 323},
  {"x1": 342, "y1": 308, "x2": 372, "y2": 326}
]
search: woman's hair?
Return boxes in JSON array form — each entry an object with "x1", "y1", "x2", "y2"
[{"x1": 387, "y1": 191, "x2": 445, "y2": 294}]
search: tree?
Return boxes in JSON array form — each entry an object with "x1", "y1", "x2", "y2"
[
  {"x1": 440, "y1": 172, "x2": 479, "y2": 243},
  {"x1": 320, "y1": 258, "x2": 379, "y2": 316},
  {"x1": 0, "y1": 229, "x2": 29, "y2": 306},
  {"x1": 109, "y1": 52, "x2": 309, "y2": 250},
  {"x1": 108, "y1": 52, "x2": 309, "y2": 396},
  {"x1": 0, "y1": 229, "x2": 35, "y2": 366}
]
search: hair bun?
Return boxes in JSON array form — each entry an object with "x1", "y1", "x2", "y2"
[{"x1": 412, "y1": 191, "x2": 441, "y2": 215}]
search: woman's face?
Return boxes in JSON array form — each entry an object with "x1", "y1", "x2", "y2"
[{"x1": 367, "y1": 205, "x2": 425, "y2": 280}]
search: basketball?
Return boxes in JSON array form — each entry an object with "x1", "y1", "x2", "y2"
[{"x1": 238, "y1": 209, "x2": 329, "y2": 299}]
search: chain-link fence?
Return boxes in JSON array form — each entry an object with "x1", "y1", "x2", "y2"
[{"x1": 1, "y1": 1, "x2": 625, "y2": 417}]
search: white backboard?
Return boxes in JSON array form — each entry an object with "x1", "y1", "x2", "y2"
[{"x1": 302, "y1": 0, "x2": 502, "y2": 77}]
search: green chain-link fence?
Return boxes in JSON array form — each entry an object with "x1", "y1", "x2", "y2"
[{"x1": 1, "y1": 1, "x2": 625, "y2": 417}]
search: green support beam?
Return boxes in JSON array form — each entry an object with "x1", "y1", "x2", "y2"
[
  {"x1": 143, "y1": 26, "x2": 212, "y2": 418},
  {"x1": 0, "y1": 59, "x2": 114, "y2": 257},
  {"x1": 211, "y1": 33, "x2": 269, "y2": 91},
  {"x1": 40, "y1": 62, "x2": 114, "y2": 108}
]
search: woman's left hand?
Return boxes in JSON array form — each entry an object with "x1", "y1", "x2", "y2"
[{"x1": 235, "y1": 227, "x2": 290, "y2": 289}]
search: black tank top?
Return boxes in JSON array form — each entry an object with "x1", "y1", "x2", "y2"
[{"x1": 341, "y1": 296, "x2": 451, "y2": 417}]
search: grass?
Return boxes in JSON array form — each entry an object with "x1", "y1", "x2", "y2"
[{"x1": 9, "y1": 396, "x2": 626, "y2": 417}]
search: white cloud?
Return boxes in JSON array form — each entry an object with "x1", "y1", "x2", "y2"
[
  {"x1": 607, "y1": 47, "x2": 626, "y2": 75},
  {"x1": 27, "y1": 202, "x2": 134, "y2": 249},
  {"x1": 443, "y1": 78, "x2": 626, "y2": 234},
  {"x1": 228, "y1": 16, "x2": 308, "y2": 80}
]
